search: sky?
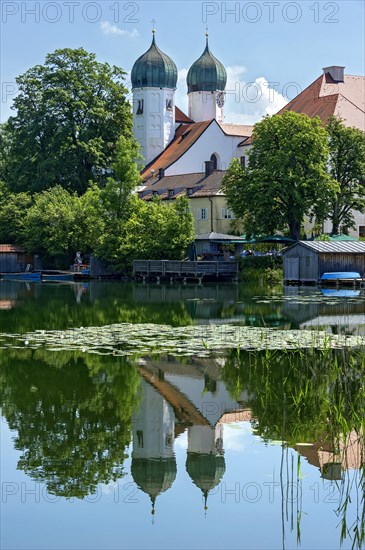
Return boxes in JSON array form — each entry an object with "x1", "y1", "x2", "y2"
[{"x1": 1, "y1": 0, "x2": 364, "y2": 124}]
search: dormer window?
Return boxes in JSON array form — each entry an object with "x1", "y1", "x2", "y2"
[
  {"x1": 186, "y1": 188, "x2": 193, "y2": 196},
  {"x1": 169, "y1": 189, "x2": 174, "y2": 197},
  {"x1": 152, "y1": 190, "x2": 158, "y2": 196},
  {"x1": 136, "y1": 99, "x2": 144, "y2": 115},
  {"x1": 166, "y1": 99, "x2": 173, "y2": 111}
]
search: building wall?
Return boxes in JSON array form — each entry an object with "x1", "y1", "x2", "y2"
[
  {"x1": 165, "y1": 122, "x2": 243, "y2": 176},
  {"x1": 133, "y1": 87, "x2": 175, "y2": 166},
  {"x1": 190, "y1": 196, "x2": 236, "y2": 235},
  {"x1": 188, "y1": 91, "x2": 224, "y2": 123}
]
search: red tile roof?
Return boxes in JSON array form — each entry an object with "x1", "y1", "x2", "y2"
[
  {"x1": 239, "y1": 72, "x2": 365, "y2": 148},
  {"x1": 175, "y1": 106, "x2": 194, "y2": 124},
  {"x1": 141, "y1": 120, "x2": 214, "y2": 181},
  {"x1": 278, "y1": 73, "x2": 365, "y2": 131}
]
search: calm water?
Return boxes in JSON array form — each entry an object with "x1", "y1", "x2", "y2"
[{"x1": 1, "y1": 280, "x2": 365, "y2": 549}]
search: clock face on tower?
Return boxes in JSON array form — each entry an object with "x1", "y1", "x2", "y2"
[{"x1": 216, "y1": 92, "x2": 225, "y2": 108}]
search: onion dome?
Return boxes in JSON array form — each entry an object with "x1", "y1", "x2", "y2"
[
  {"x1": 131, "y1": 31, "x2": 178, "y2": 90},
  {"x1": 131, "y1": 457, "x2": 177, "y2": 514},
  {"x1": 187, "y1": 34, "x2": 227, "y2": 93},
  {"x1": 186, "y1": 452, "x2": 226, "y2": 510}
]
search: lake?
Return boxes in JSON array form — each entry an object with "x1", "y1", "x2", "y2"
[{"x1": 1, "y1": 280, "x2": 365, "y2": 549}]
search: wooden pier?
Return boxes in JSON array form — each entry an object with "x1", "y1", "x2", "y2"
[{"x1": 133, "y1": 260, "x2": 238, "y2": 283}]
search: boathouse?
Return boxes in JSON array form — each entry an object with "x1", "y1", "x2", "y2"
[
  {"x1": 0, "y1": 245, "x2": 34, "y2": 273},
  {"x1": 283, "y1": 241, "x2": 365, "y2": 284}
]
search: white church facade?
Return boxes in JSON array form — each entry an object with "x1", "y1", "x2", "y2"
[{"x1": 131, "y1": 32, "x2": 365, "y2": 239}]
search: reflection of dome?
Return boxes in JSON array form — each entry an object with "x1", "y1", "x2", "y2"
[
  {"x1": 187, "y1": 35, "x2": 227, "y2": 93},
  {"x1": 131, "y1": 457, "x2": 177, "y2": 513},
  {"x1": 186, "y1": 452, "x2": 226, "y2": 509},
  {"x1": 131, "y1": 33, "x2": 178, "y2": 90}
]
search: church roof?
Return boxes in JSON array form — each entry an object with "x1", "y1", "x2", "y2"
[
  {"x1": 278, "y1": 71, "x2": 365, "y2": 131},
  {"x1": 186, "y1": 452, "x2": 226, "y2": 494},
  {"x1": 187, "y1": 35, "x2": 227, "y2": 93},
  {"x1": 219, "y1": 123, "x2": 254, "y2": 137},
  {"x1": 131, "y1": 457, "x2": 177, "y2": 512},
  {"x1": 131, "y1": 33, "x2": 178, "y2": 90},
  {"x1": 175, "y1": 106, "x2": 194, "y2": 123},
  {"x1": 141, "y1": 120, "x2": 214, "y2": 181}
]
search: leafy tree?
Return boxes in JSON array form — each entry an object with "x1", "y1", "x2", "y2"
[
  {"x1": 109, "y1": 196, "x2": 195, "y2": 270},
  {"x1": 0, "y1": 184, "x2": 33, "y2": 243},
  {"x1": 326, "y1": 117, "x2": 365, "y2": 234},
  {"x1": 4, "y1": 48, "x2": 133, "y2": 194},
  {"x1": 223, "y1": 112, "x2": 335, "y2": 240},
  {"x1": 22, "y1": 186, "x2": 80, "y2": 260}
]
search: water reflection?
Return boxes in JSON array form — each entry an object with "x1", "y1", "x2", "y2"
[{"x1": 0, "y1": 349, "x2": 141, "y2": 498}]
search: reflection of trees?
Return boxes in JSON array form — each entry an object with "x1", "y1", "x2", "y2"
[
  {"x1": 0, "y1": 282, "x2": 194, "y2": 334},
  {"x1": 221, "y1": 347, "x2": 365, "y2": 548},
  {"x1": 0, "y1": 348, "x2": 141, "y2": 498}
]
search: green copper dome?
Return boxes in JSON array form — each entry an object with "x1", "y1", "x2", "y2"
[
  {"x1": 131, "y1": 33, "x2": 178, "y2": 90},
  {"x1": 187, "y1": 36, "x2": 227, "y2": 93}
]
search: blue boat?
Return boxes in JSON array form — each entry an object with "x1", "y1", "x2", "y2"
[
  {"x1": 321, "y1": 289, "x2": 360, "y2": 297},
  {"x1": 1, "y1": 272, "x2": 41, "y2": 281},
  {"x1": 321, "y1": 272, "x2": 361, "y2": 280},
  {"x1": 42, "y1": 273, "x2": 74, "y2": 282}
]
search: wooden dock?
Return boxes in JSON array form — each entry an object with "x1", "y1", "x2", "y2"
[{"x1": 133, "y1": 260, "x2": 238, "y2": 283}]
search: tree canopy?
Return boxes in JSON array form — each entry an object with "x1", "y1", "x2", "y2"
[
  {"x1": 3, "y1": 48, "x2": 133, "y2": 194},
  {"x1": 223, "y1": 112, "x2": 336, "y2": 240},
  {"x1": 326, "y1": 117, "x2": 365, "y2": 234}
]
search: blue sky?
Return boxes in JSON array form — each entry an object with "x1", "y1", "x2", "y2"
[{"x1": 1, "y1": 0, "x2": 364, "y2": 123}]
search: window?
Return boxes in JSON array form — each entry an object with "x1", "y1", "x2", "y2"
[
  {"x1": 210, "y1": 153, "x2": 218, "y2": 170},
  {"x1": 152, "y1": 190, "x2": 158, "y2": 196},
  {"x1": 221, "y1": 207, "x2": 234, "y2": 219},
  {"x1": 359, "y1": 226, "x2": 365, "y2": 238},
  {"x1": 136, "y1": 99, "x2": 144, "y2": 115},
  {"x1": 136, "y1": 430, "x2": 144, "y2": 448},
  {"x1": 168, "y1": 189, "x2": 174, "y2": 197},
  {"x1": 240, "y1": 156, "x2": 246, "y2": 168},
  {"x1": 165, "y1": 434, "x2": 172, "y2": 447},
  {"x1": 186, "y1": 188, "x2": 193, "y2": 196},
  {"x1": 166, "y1": 99, "x2": 173, "y2": 111},
  {"x1": 197, "y1": 208, "x2": 208, "y2": 220}
]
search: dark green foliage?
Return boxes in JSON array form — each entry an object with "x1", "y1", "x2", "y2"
[
  {"x1": 3, "y1": 48, "x2": 133, "y2": 194},
  {"x1": 0, "y1": 348, "x2": 141, "y2": 498},
  {"x1": 223, "y1": 112, "x2": 336, "y2": 240},
  {"x1": 326, "y1": 116, "x2": 365, "y2": 234}
]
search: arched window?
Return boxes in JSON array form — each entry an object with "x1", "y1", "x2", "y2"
[{"x1": 210, "y1": 153, "x2": 218, "y2": 170}]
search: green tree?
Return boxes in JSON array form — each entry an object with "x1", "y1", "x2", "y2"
[
  {"x1": 4, "y1": 48, "x2": 132, "y2": 194},
  {"x1": 0, "y1": 184, "x2": 33, "y2": 243},
  {"x1": 326, "y1": 117, "x2": 365, "y2": 235},
  {"x1": 223, "y1": 112, "x2": 335, "y2": 240},
  {"x1": 22, "y1": 186, "x2": 80, "y2": 260},
  {"x1": 112, "y1": 196, "x2": 195, "y2": 270}
]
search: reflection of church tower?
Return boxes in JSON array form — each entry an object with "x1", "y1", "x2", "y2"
[
  {"x1": 186, "y1": 33, "x2": 227, "y2": 123},
  {"x1": 131, "y1": 30, "x2": 178, "y2": 166},
  {"x1": 131, "y1": 379, "x2": 177, "y2": 514},
  {"x1": 186, "y1": 424, "x2": 226, "y2": 509}
]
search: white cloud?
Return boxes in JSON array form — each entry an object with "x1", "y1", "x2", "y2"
[
  {"x1": 223, "y1": 422, "x2": 253, "y2": 452},
  {"x1": 100, "y1": 21, "x2": 139, "y2": 38},
  {"x1": 173, "y1": 64, "x2": 289, "y2": 124},
  {"x1": 224, "y1": 66, "x2": 289, "y2": 125}
]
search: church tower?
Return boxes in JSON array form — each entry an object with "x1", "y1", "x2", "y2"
[
  {"x1": 186, "y1": 33, "x2": 227, "y2": 123},
  {"x1": 131, "y1": 30, "x2": 178, "y2": 166}
]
